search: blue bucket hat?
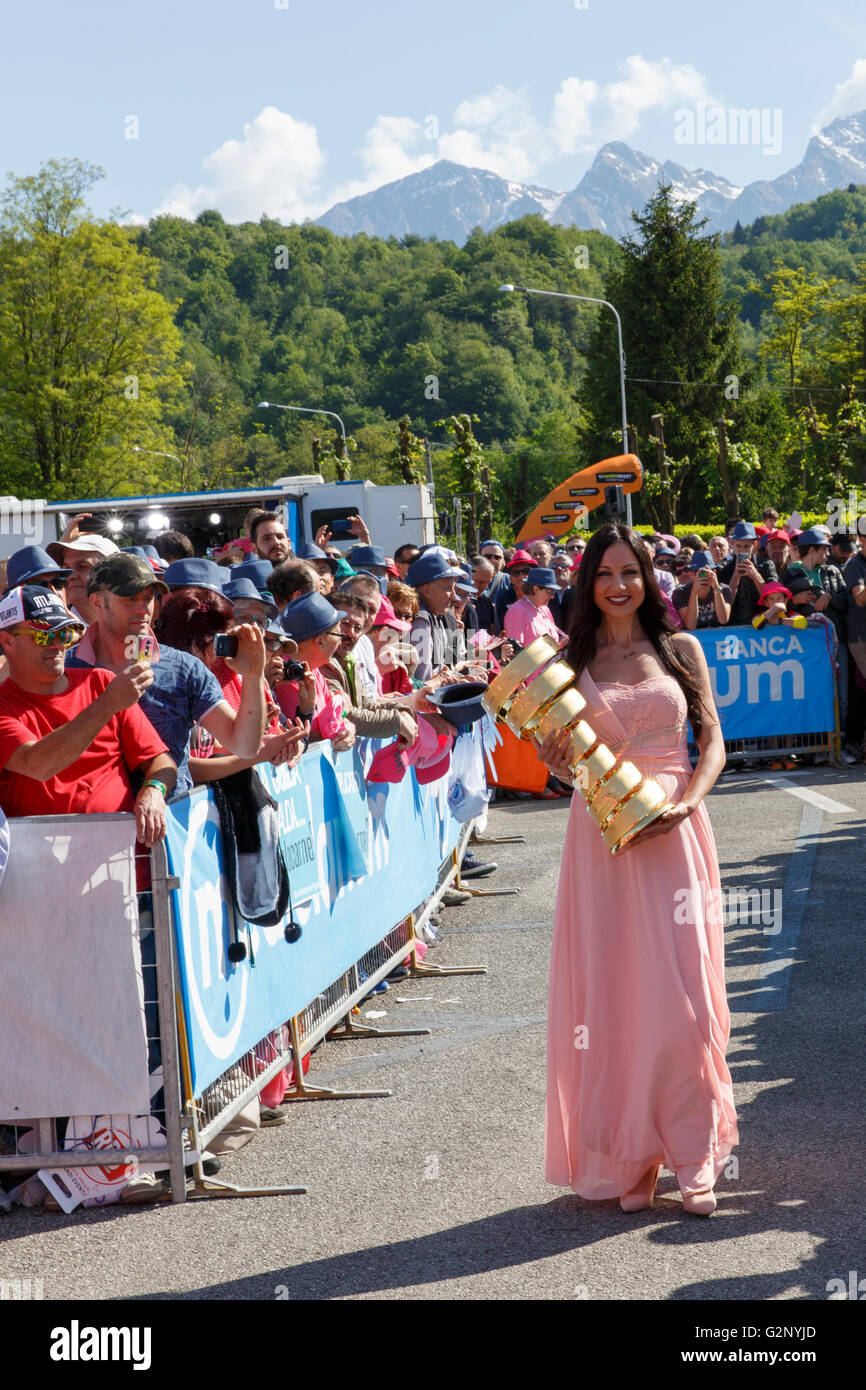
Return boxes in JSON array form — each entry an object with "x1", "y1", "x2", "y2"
[
  {"x1": 5, "y1": 545, "x2": 72, "y2": 589},
  {"x1": 526, "y1": 566, "x2": 558, "y2": 589},
  {"x1": 688, "y1": 550, "x2": 716, "y2": 570},
  {"x1": 427, "y1": 680, "x2": 489, "y2": 728},
  {"x1": 230, "y1": 558, "x2": 274, "y2": 592},
  {"x1": 797, "y1": 527, "x2": 831, "y2": 548},
  {"x1": 729, "y1": 521, "x2": 756, "y2": 540},
  {"x1": 223, "y1": 576, "x2": 278, "y2": 619},
  {"x1": 296, "y1": 542, "x2": 339, "y2": 574},
  {"x1": 163, "y1": 558, "x2": 227, "y2": 595},
  {"x1": 122, "y1": 544, "x2": 167, "y2": 574},
  {"x1": 406, "y1": 552, "x2": 465, "y2": 588},
  {"x1": 280, "y1": 591, "x2": 341, "y2": 643},
  {"x1": 348, "y1": 544, "x2": 388, "y2": 571}
]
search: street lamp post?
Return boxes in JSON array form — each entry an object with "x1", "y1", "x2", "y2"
[
  {"x1": 258, "y1": 401, "x2": 349, "y2": 475},
  {"x1": 499, "y1": 283, "x2": 633, "y2": 528}
]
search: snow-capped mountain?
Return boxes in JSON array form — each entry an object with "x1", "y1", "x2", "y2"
[
  {"x1": 550, "y1": 142, "x2": 741, "y2": 239},
  {"x1": 318, "y1": 161, "x2": 564, "y2": 242},
  {"x1": 314, "y1": 113, "x2": 866, "y2": 243}
]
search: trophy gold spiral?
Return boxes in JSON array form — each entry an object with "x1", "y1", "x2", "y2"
[{"x1": 483, "y1": 639, "x2": 674, "y2": 855}]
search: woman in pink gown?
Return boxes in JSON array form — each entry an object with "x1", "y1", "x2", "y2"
[{"x1": 539, "y1": 525, "x2": 738, "y2": 1216}]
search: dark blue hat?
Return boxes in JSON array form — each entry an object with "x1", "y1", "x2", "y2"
[
  {"x1": 122, "y1": 545, "x2": 167, "y2": 573},
  {"x1": 526, "y1": 566, "x2": 558, "y2": 588},
  {"x1": 406, "y1": 552, "x2": 465, "y2": 588},
  {"x1": 455, "y1": 577, "x2": 478, "y2": 597},
  {"x1": 797, "y1": 527, "x2": 831, "y2": 548},
  {"x1": 296, "y1": 542, "x2": 338, "y2": 574},
  {"x1": 427, "y1": 680, "x2": 489, "y2": 728},
  {"x1": 230, "y1": 558, "x2": 274, "y2": 593},
  {"x1": 480, "y1": 538, "x2": 505, "y2": 552},
  {"x1": 654, "y1": 547, "x2": 678, "y2": 560},
  {"x1": 265, "y1": 617, "x2": 298, "y2": 649},
  {"x1": 280, "y1": 591, "x2": 341, "y2": 642},
  {"x1": 348, "y1": 544, "x2": 387, "y2": 570},
  {"x1": 5, "y1": 545, "x2": 72, "y2": 588},
  {"x1": 163, "y1": 558, "x2": 227, "y2": 595},
  {"x1": 223, "y1": 576, "x2": 278, "y2": 618},
  {"x1": 689, "y1": 550, "x2": 716, "y2": 570},
  {"x1": 729, "y1": 521, "x2": 756, "y2": 540}
]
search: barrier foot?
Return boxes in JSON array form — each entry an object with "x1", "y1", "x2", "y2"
[
  {"x1": 470, "y1": 831, "x2": 527, "y2": 845},
  {"x1": 453, "y1": 848, "x2": 519, "y2": 897},
  {"x1": 460, "y1": 884, "x2": 520, "y2": 897},
  {"x1": 328, "y1": 1015, "x2": 431, "y2": 1040},
  {"x1": 189, "y1": 1178, "x2": 307, "y2": 1199},
  {"x1": 282, "y1": 1081, "x2": 392, "y2": 1102},
  {"x1": 411, "y1": 959, "x2": 488, "y2": 977},
  {"x1": 409, "y1": 910, "x2": 487, "y2": 976}
]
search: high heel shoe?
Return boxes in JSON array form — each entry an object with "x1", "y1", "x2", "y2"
[
  {"x1": 681, "y1": 1188, "x2": 716, "y2": 1217},
  {"x1": 619, "y1": 1163, "x2": 661, "y2": 1212}
]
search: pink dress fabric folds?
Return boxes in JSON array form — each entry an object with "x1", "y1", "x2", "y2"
[{"x1": 545, "y1": 668, "x2": 739, "y2": 1199}]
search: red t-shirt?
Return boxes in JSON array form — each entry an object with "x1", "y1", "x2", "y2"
[{"x1": 0, "y1": 668, "x2": 167, "y2": 819}]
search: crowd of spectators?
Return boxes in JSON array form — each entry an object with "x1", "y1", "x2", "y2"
[{"x1": 0, "y1": 497, "x2": 859, "y2": 1203}]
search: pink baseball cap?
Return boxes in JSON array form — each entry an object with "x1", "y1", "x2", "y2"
[
  {"x1": 405, "y1": 715, "x2": 454, "y2": 785},
  {"x1": 366, "y1": 742, "x2": 410, "y2": 783},
  {"x1": 372, "y1": 596, "x2": 411, "y2": 632}
]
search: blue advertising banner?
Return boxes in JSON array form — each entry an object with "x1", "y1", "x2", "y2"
[
  {"x1": 691, "y1": 624, "x2": 837, "y2": 740},
  {"x1": 164, "y1": 738, "x2": 466, "y2": 1096}
]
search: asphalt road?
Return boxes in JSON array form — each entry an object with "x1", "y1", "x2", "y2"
[{"x1": 3, "y1": 763, "x2": 866, "y2": 1304}]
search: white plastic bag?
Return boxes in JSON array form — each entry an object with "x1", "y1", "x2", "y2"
[{"x1": 447, "y1": 727, "x2": 490, "y2": 824}]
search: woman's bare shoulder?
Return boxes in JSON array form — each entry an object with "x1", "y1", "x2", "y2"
[{"x1": 670, "y1": 630, "x2": 704, "y2": 662}]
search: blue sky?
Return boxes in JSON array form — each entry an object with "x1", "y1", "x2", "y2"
[{"x1": 2, "y1": 0, "x2": 866, "y2": 223}]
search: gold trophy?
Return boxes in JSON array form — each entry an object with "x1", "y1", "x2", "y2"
[{"x1": 483, "y1": 637, "x2": 674, "y2": 854}]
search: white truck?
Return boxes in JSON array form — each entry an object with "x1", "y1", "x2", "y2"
[{"x1": 0, "y1": 476, "x2": 437, "y2": 562}]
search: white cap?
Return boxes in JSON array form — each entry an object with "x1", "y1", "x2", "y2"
[{"x1": 46, "y1": 534, "x2": 120, "y2": 562}]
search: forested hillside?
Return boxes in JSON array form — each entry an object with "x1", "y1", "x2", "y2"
[{"x1": 3, "y1": 160, "x2": 866, "y2": 532}]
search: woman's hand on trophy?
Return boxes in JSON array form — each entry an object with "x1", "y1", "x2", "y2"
[
  {"x1": 537, "y1": 728, "x2": 575, "y2": 786},
  {"x1": 625, "y1": 801, "x2": 694, "y2": 849}
]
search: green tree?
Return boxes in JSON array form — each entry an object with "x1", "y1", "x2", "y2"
[
  {"x1": 389, "y1": 415, "x2": 425, "y2": 484},
  {"x1": 756, "y1": 263, "x2": 836, "y2": 391},
  {"x1": 0, "y1": 159, "x2": 186, "y2": 499},
  {"x1": 581, "y1": 184, "x2": 741, "y2": 523}
]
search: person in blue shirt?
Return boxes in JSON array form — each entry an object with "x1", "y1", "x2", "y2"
[{"x1": 65, "y1": 553, "x2": 299, "y2": 797}]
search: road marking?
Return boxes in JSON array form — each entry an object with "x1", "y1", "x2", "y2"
[
  {"x1": 756, "y1": 801, "x2": 822, "y2": 1011},
  {"x1": 762, "y1": 776, "x2": 856, "y2": 814}
]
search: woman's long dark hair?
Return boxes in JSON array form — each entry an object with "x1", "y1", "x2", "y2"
[{"x1": 565, "y1": 524, "x2": 707, "y2": 738}]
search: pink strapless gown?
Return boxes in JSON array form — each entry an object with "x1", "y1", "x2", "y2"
[{"x1": 544, "y1": 668, "x2": 739, "y2": 1199}]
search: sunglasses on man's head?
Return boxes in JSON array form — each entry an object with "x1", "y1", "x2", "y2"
[{"x1": 10, "y1": 623, "x2": 81, "y2": 648}]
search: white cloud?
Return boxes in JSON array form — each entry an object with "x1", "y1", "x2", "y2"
[
  {"x1": 550, "y1": 77, "x2": 600, "y2": 154},
  {"x1": 438, "y1": 85, "x2": 545, "y2": 182},
  {"x1": 327, "y1": 116, "x2": 435, "y2": 205},
  {"x1": 153, "y1": 106, "x2": 326, "y2": 223},
  {"x1": 149, "y1": 57, "x2": 722, "y2": 224},
  {"x1": 814, "y1": 58, "x2": 866, "y2": 130},
  {"x1": 599, "y1": 56, "x2": 715, "y2": 142}
]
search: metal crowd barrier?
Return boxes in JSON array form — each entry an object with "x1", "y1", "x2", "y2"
[
  {"x1": 1, "y1": 817, "x2": 493, "y2": 1209},
  {"x1": 0, "y1": 835, "x2": 187, "y2": 1206}
]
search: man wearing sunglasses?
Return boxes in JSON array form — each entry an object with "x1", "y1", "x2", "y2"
[{"x1": 0, "y1": 584, "x2": 175, "y2": 851}]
